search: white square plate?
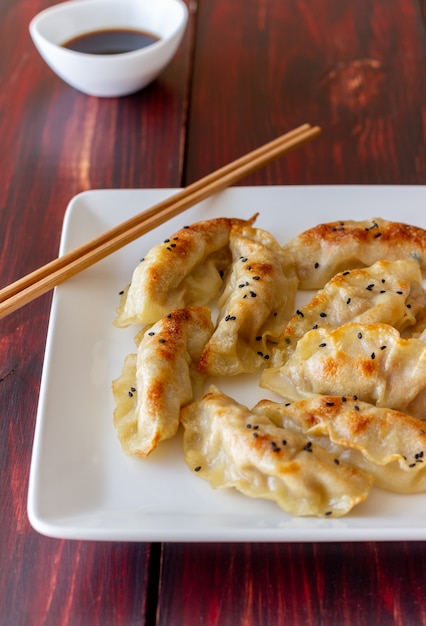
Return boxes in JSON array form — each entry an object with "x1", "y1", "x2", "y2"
[{"x1": 27, "y1": 186, "x2": 426, "y2": 541}]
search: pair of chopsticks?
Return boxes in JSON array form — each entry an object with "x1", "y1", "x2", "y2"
[{"x1": 0, "y1": 123, "x2": 320, "y2": 319}]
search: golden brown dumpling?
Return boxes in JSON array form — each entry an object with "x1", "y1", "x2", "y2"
[
  {"x1": 112, "y1": 307, "x2": 214, "y2": 457},
  {"x1": 181, "y1": 386, "x2": 372, "y2": 517},
  {"x1": 198, "y1": 224, "x2": 298, "y2": 376},
  {"x1": 272, "y1": 259, "x2": 425, "y2": 365},
  {"x1": 282, "y1": 217, "x2": 426, "y2": 289},
  {"x1": 261, "y1": 322, "x2": 426, "y2": 420},
  {"x1": 254, "y1": 396, "x2": 426, "y2": 493},
  {"x1": 114, "y1": 216, "x2": 255, "y2": 327}
]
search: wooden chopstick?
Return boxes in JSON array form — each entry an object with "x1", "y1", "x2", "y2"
[{"x1": 0, "y1": 123, "x2": 320, "y2": 319}]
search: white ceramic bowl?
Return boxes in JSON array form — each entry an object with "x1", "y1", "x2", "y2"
[{"x1": 29, "y1": 0, "x2": 188, "y2": 97}]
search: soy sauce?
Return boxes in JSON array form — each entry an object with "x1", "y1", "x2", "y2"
[{"x1": 62, "y1": 28, "x2": 160, "y2": 55}]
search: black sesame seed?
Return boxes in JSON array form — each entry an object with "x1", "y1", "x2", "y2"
[
  {"x1": 354, "y1": 405, "x2": 360, "y2": 411},
  {"x1": 194, "y1": 466, "x2": 202, "y2": 472},
  {"x1": 255, "y1": 336, "x2": 262, "y2": 341},
  {"x1": 325, "y1": 401, "x2": 335, "y2": 407},
  {"x1": 347, "y1": 298, "x2": 351, "y2": 304},
  {"x1": 325, "y1": 511, "x2": 332, "y2": 516},
  {"x1": 374, "y1": 232, "x2": 382, "y2": 238},
  {"x1": 253, "y1": 432, "x2": 259, "y2": 438},
  {"x1": 381, "y1": 278, "x2": 386, "y2": 283},
  {"x1": 409, "y1": 463, "x2": 416, "y2": 468},
  {"x1": 396, "y1": 291, "x2": 403, "y2": 295},
  {"x1": 380, "y1": 290, "x2": 386, "y2": 294},
  {"x1": 119, "y1": 290, "x2": 124, "y2": 295},
  {"x1": 250, "y1": 291, "x2": 257, "y2": 298},
  {"x1": 319, "y1": 312, "x2": 327, "y2": 318},
  {"x1": 371, "y1": 352, "x2": 375, "y2": 360},
  {"x1": 241, "y1": 257, "x2": 248, "y2": 263},
  {"x1": 358, "y1": 332, "x2": 363, "y2": 339},
  {"x1": 253, "y1": 276, "x2": 260, "y2": 280},
  {"x1": 128, "y1": 391, "x2": 133, "y2": 397},
  {"x1": 246, "y1": 265, "x2": 252, "y2": 270},
  {"x1": 272, "y1": 447, "x2": 281, "y2": 453},
  {"x1": 253, "y1": 425, "x2": 259, "y2": 430},
  {"x1": 148, "y1": 332, "x2": 155, "y2": 336},
  {"x1": 407, "y1": 304, "x2": 412, "y2": 309},
  {"x1": 282, "y1": 440, "x2": 287, "y2": 445},
  {"x1": 314, "y1": 262, "x2": 320, "y2": 268},
  {"x1": 420, "y1": 429, "x2": 426, "y2": 435},
  {"x1": 380, "y1": 345, "x2": 387, "y2": 350},
  {"x1": 312, "y1": 324, "x2": 319, "y2": 330},
  {"x1": 353, "y1": 395, "x2": 358, "y2": 400},
  {"x1": 304, "y1": 441, "x2": 313, "y2": 452},
  {"x1": 341, "y1": 396, "x2": 347, "y2": 402},
  {"x1": 130, "y1": 387, "x2": 136, "y2": 392},
  {"x1": 343, "y1": 271, "x2": 350, "y2": 276},
  {"x1": 159, "y1": 338, "x2": 166, "y2": 343},
  {"x1": 264, "y1": 354, "x2": 270, "y2": 360},
  {"x1": 334, "y1": 459, "x2": 340, "y2": 465},
  {"x1": 164, "y1": 239, "x2": 170, "y2": 243},
  {"x1": 257, "y1": 351, "x2": 264, "y2": 357},
  {"x1": 366, "y1": 284, "x2": 375, "y2": 291},
  {"x1": 246, "y1": 424, "x2": 252, "y2": 429},
  {"x1": 296, "y1": 309, "x2": 304, "y2": 317},
  {"x1": 319, "y1": 343, "x2": 327, "y2": 347},
  {"x1": 238, "y1": 284, "x2": 245, "y2": 288}
]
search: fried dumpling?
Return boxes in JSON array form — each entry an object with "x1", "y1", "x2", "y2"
[
  {"x1": 282, "y1": 217, "x2": 426, "y2": 289},
  {"x1": 112, "y1": 307, "x2": 214, "y2": 457},
  {"x1": 181, "y1": 386, "x2": 372, "y2": 517},
  {"x1": 198, "y1": 224, "x2": 298, "y2": 376},
  {"x1": 261, "y1": 322, "x2": 426, "y2": 420},
  {"x1": 254, "y1": 396, "x2": 426, "y2": 493},
  {"x1": 272, "y1": 259, "x2": 425, "y2": 365},
  {"x1": 114, "y1": 216, "x2": 256, "y2": 327}
]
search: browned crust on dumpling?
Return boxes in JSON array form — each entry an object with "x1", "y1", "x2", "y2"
[
  {"x1": 113, "y1": 307, "x2": 214, "y2": 457},
  {"x1": 283, "y1": 217, "x2": 426, "y2": 289},
  {"x1": 181, "y1": 386, "x2": 372, "y2": 517},
  {"x1": 114, "y1": 215, "x2": 257, "y2": 327},
  {"x1": 255, "y1": 395, "x2": 426, "y2": 493}
]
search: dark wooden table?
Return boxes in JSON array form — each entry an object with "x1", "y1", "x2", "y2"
[{"x1": 2, "y1": 0, "x2": 426, "y2": 624}]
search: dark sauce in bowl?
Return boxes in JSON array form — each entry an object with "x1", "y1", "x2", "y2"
[{"x1": 62, "y1": 28, "x2": 160, "y2": 55}]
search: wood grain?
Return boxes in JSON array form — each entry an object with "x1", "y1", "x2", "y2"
[
  {"x1": 157, "y1": 542, "x2": 426, "y2": 626},
  {"x1": 2, "y1": 0, "x2": 426, "y2": 624},
  {"x1": 184, "y1": 0, "x2": 426, "y2": 186}
]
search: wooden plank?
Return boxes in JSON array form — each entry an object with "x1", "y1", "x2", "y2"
[
  {"x1": 158, "y1": 542, "x2": 426, "y2": 626},
  {"x1": 184, "y1": 0, "x2": 426, "y2": 186},
  {"x1": 159, "y1": 0, "x2": 426, "y2": 624},
  {"x1": 0, "y1": 1, "x2": 194, "y2": 624}
]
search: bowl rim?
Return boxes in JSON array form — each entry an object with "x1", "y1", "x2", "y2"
[{"x1": 29, "y1": 0, "x2": 189, "y2": 59}]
